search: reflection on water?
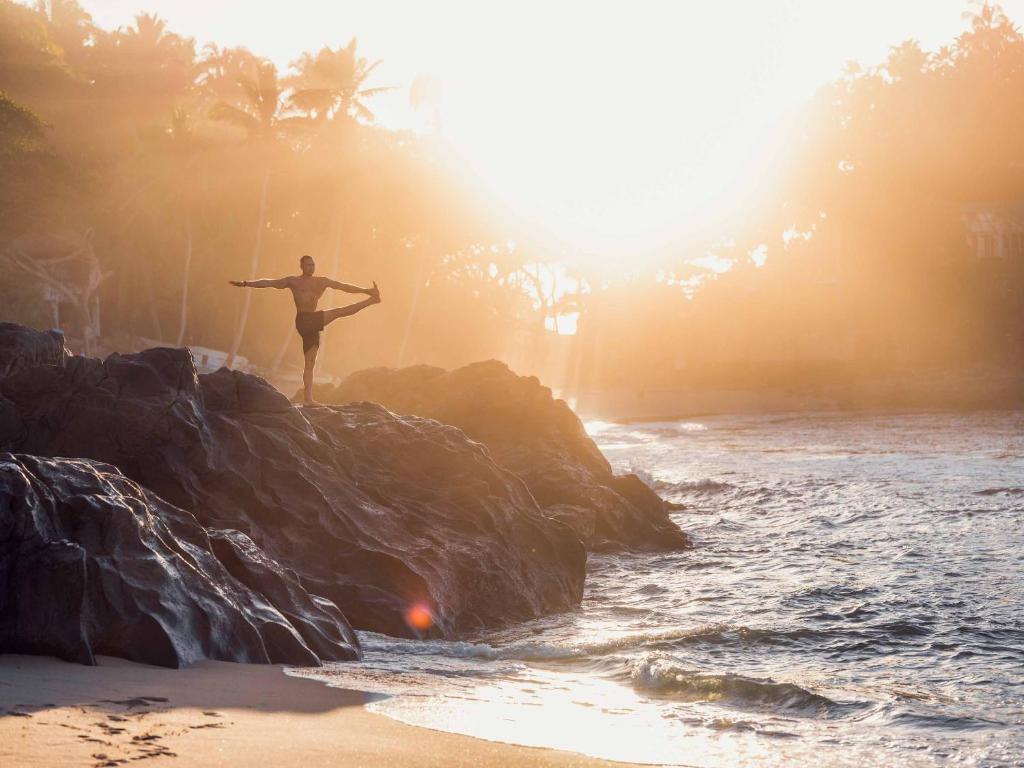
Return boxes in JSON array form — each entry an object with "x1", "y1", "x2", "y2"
[{"x1": 295, "y1": 410, "x2": 1024, "y2": 767}]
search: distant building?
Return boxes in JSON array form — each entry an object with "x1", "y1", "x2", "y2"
[
  {"x1": 187, "y1": 345, "x2": 248, "y2": 374},
  {"x1": 130, "y1": 337, "x2": 248, "y2": 373},
  {"x1": 961, "y1": 201, "x2": 1024, "y2": 259}
]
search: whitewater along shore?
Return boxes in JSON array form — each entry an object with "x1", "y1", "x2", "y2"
[{"x1": 0, "y1": 654, "x2": 653, "y2": 768}]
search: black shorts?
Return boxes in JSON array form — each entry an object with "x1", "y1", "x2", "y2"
[{"x1": 295, "y1": 311, "x2": 325, "y2": 352}]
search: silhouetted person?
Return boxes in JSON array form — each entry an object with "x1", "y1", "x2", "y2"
[{"x1": 230, "y1": 254, "x2": 380, "y2": 406}]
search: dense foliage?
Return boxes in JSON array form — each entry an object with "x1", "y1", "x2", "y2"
[
  {"x1": 0, "y1": 0, "x2": 542, "y2": 379},
  {"x1": 2, "y1": 1, "x2": 1021, "y2": 393}
]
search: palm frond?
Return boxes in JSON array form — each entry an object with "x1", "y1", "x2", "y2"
[
  {"x1": 357, "y1": 59, "x2": 383, "y2": 83},
  {"x1": 356, "y1": 86, "x2": 394, "y2": 98},
  {"x1": 354, "y1": 102, "x2": 375, "y2": 122},
  {"x1": 209, "y1": 101, "x2": 259, "y2": 134},
  {"x1": 276, "y1": 116, "x2": 314, "y2": 134},
  {"x1": 289, "y1": 87, "x2": 335, "y2": 114}
]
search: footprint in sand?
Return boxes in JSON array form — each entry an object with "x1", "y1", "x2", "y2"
[
  {"x1": 100, "y1": 697, "x2": 169, "y2": 710},
  {"x1": 77, "y1": 734, "x2": 111, "y2": 745}
]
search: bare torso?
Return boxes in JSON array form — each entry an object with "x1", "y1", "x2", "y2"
[
  {"x1": 288, "y1": 276, "x2": 329, "y2": 313},
  {"x1": 229, "y1": 270, "x2": 380, "y2": 405}
]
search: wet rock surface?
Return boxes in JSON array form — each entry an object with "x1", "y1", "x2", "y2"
[
  {"x1": 313, "y1": 361, "x2": 690, "y2": 551},
  {"x1": 0, "y1": 339, "x2": 586, "y2": 646},
  {"x1": 0, "y1": 453, "x2": 359, "y2": 667}
]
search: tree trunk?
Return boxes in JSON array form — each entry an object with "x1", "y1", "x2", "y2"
[
  {"x1": 148, "y1": 277, "x2": 164, "y2": 341},
  {"x1": 79, "y1": 299, "x2": 96, "y2": 357},
  {"x1": 226, "y1": 169, "x2": 270, "y2": 369},
  {"x1": 269, "y1": 322, "x2": 295, "y2": 375},
  {"x1": 175, "y1": 215, "x2": 193, "y2": 347},
  {"x1": 397, "y1": 248, "x2": 427, "y2": 367}
]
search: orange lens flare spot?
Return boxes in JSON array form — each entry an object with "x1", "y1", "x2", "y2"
[{"x1": 405, "y1": 603, "x2": 434, "y2": 631}]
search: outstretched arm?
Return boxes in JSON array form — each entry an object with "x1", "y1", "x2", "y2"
[
  {"x1": 324, "y1": 278, "x2": 377, "y2": 295},
  {"x1": 229, "y1": 277, "x2": 291, "y2": 289}
]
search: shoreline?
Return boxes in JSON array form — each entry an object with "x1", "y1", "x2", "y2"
[
  {"x1": 0, "y1": 655, "x2": 658, "y2": 768},
  {"x1": 585, "y1": 402, "x2": 1024, "y2": 425},
  {"x1": 573, "y1": 391, "x2": 1024, "y2": 424}
]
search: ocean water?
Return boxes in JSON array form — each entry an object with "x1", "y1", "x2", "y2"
[{"x1": 294, "y1": 411, "x2": 1024, "y2": 767}]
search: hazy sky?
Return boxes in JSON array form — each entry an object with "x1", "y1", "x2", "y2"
[{"x1": 80, "y1": 1, "x2": 1024, "y2": 255}]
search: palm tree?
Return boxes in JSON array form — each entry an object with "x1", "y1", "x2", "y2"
[
  {"x1": 35, "y1": 0, "x2": 95, "y2": 53},
  {"x1": 282, "y1": 42, "x2": 391, "y2": 376},
  {"x1": 931, "y1": 45, "x2": 957, "y2": 77},
  {"x1": 115, "y1": 12, "x2": 194, "y2": 71},
  {"x1": 121, "y1": 12, "x2": 166, "y2": 44},
  {"x1": 286, "y1": 39, "x2": 392, "y2": 124},
  {"x1": 88, "y1": 12, "x2": 195, "y2": 131},
  {"x1": 209, "y1": 61, "x2": 304, "y2": 140},
  {"x1": 166, "y1": 107, "x2": 196, "y2": 346},
  {"x1": 956, "y1": 1, "x2": 1018, "y2": 59},
  {"x1": 194, "y1": 43, "x2": 262, "y2": 104},
  {"x1": 210, "y1": 61, "x2": 302, "y2": 368},
  {"x1": 961, "y1": 1, "x2": 1009, "y2": 33}
]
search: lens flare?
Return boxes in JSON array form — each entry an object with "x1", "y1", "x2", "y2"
[{"x1": 405, "y1": 603, "x2": 434, "y2": 631}]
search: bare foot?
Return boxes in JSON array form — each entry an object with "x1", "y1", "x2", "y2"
[
  {"x1": 369, "y1": 282, "x2": 381, "y2": 303},
  {"x1": 302, "y1": 400, "x2": 322, "y2": 407}
]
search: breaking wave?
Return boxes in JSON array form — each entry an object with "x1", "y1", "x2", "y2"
[
  {"x1": 630, "y1": 468, "x2": 736, "y2": 496},
  {"x1": 975, "y1": 486, "x2": 1024, "y2": 496},
  {"x1": 628, "y1": 655, "x2": 844, "y2": 715},
  {"x1": 359, "y1": 623, "x2": 868, "y2": 664},
  {"x1": 359, "y1": 625, "x2": 742, "y2": 662}
]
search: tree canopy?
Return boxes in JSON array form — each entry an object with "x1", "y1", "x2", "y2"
[{"x1": 1, "y1": 0, "x2": 1022, "y2": 395}]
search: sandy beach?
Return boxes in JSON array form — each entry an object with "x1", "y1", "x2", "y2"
[{"x1": 0, "y1": 655, "x2": 655, "y2": 768}]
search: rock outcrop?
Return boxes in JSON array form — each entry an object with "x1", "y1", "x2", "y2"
[
  {"x1": 0, "y1": 453, "x2": 359, "y2": 667},
  {"x1": 312, "y1": 361, "x2": 690, "y2": 551},
  {"x1": 0, "y1": 323, "x2": 67, "y2": 380},
  {"x1": 0, "y1": 332, "x2": 586, "y2": 643}
]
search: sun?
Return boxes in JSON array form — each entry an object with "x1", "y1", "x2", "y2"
[{"x1": 85, "y1": 0, "x2": 992, "y2": 262}]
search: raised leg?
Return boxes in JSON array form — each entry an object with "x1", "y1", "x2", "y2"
[
  {"x1": 303, "y1": 344, "x2": 320, "y2": 406},
  {"x1": 323, "y1": 292, "x2": 381, "y2": 327}
]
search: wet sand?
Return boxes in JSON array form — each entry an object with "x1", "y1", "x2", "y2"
[{"x1": 0, "y1": 655, "x2": 655, "y2": 768}]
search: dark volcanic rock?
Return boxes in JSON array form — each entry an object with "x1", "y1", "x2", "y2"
[
  {"x1": 0, "y1": 342, "x2": 585, "y2": 639},
  {"x1": 207, "y1": 529, "x2": 359, "y2": 663},
  {"x1": 0, "y1": 453, "x2": 359, "y2": 667},
  {"x1": 313, "y1": 361, "x2": 689, "y2": 552},
  {"x1": 0, "y1": 323, "x2": 68, "y2": 381},
  {"x1": 0, "y1": 324, "x2": 68, "y2": 448}
]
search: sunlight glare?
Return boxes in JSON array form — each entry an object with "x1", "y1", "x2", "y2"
[{"x1": 86, "y1": 0, "x2": 1013, "y2": 261}]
